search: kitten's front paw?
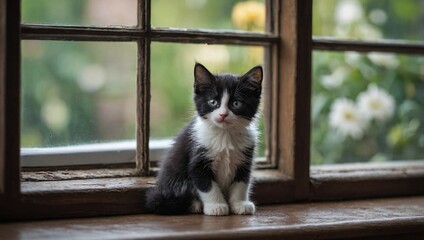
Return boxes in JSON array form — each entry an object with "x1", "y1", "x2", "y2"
[
  {"x1": 230, "y1": 201, "x2": 256, "y2": 215},
  {"x1": 203, "y1": 203, "x2": 229, "y2": 216},
  {"x1": 190, "y1": 200, "x2": 203, "y2": 214}
]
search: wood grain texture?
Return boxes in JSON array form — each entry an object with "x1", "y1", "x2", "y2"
[
  {"x1": 4, "y1": 163, "x2": 422, "y2": 220},
  {"x1": 278, "y1": 0, "x2": 311, "y2": 200},
  {"x1": 1, "y1": 171, "x2": 292, "y2": 220},
  {"x1": 1, "y1": 197, "x2": 423, "y2": 240},
  {"x1": 310, "y1": 162, "x2": 424, "y2": 200},
  {"x1": 135, "y1": 0, "x2": 151, "y2": 175},
  {"x1": 20, "y1": 24, "x2": 277, "y2": 46},
  {"x1": 263, "y1": 0, "x2": 280, "y2": 167}
]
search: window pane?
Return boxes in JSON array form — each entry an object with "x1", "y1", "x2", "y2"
[
  {"x1": 311, "y1": 51, "x2": 424, "y2": 164},
  {"x1": 150, "y1": 42, "x2": 267, "y2": 157},
  {"x1": 21, "y1": 41, "x2": 137, "y2": 147},
  {"x1": 21, "y1": 0, "x2": 137, "y2": 26},
  {"x1": 313, "y1": 0, "x2": 424, "y2": 42},
  {"x1": 152, "y1": 0, "x2": 266, "y2": 32}
]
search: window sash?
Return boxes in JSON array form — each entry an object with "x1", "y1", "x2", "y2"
[{"x1": 1, "y1": 0, "x2": 424, "y2": 220}]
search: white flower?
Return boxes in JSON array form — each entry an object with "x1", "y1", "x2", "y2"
[
  {"x1": 369, "y1": 9, "x2": 387, "y2": 25},
  {"x1": 78, "y1": 64, "x2": 106, "y2": 92},
  {"x1": 344, "y1": 51, "x2": 362, "y2": 67},
  {"x1": 367, "y1": 52, "x2": 399, "y2": 69},
  {"x1": 357, "y1": 84, "x2": 395, "y2": 122},
  {"x1": 329, "y1": 98, "x2": 368, "y2": 139},
  {"x1": 335, "y1": 0, "x2": 363, "y2": 25},
  {"x1": 320, "y1": 67, "x2": 349, "y2": 89}
]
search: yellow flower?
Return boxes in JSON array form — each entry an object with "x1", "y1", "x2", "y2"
[{"x1": 232, "y1": 1, "x2": 265, "y2": 31}]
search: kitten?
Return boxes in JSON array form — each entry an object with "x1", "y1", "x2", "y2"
[{"x1": 145, "y1": 63, "x2": 263, "y2": 216}]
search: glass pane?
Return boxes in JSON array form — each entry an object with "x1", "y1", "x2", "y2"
[
  {"x1": 311, "y1": 51, "x2": 424, "y2": 164},
  {"x1": 21, "y1": 41, "x2": 137, "y2": 148},
  {"x1": 21, "y1": 0, "x2": 137, "y2": 26},
  {"x1": 150, "y1": 43, "x2": 267, "y2": 157},
  {"x1": 152, "y1": 0, "x2": 266, "y2": 32},
  {"x1": 313, "y1": 0, "x2": 424, "y2": 42}
]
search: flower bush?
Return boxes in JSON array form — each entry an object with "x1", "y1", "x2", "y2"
[{"x1": 312, "y1": 51, "x2": 424, "y2": 164}]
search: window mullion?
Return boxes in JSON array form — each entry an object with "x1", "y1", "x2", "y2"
[
  {"x1": 135, "y1": 0, "x2": 151, "y2": 175},
  {"x1": 278, "y1": 0, "x2": 312, "y2": 201},
  {"x1": 263, "y1": 0, "x2": 280, "y2": 167}
]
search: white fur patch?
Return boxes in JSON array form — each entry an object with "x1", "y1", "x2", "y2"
[
  {"x1": 229, "y1": 182, "x2": 255, "y2": 215},
  {"x1": 230, "y1": 201, "x2": 255, "y2": 215},
  {"x1": 197, "y1": 181, "x2": 229, "y2": 216},
  {"x1": 229, "y1": 181, "x2": 250, "y2": 203}
]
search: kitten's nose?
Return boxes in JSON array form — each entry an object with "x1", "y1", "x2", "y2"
[{"x1": 219, "y1": 113, "x2": 228, "y2": 120}]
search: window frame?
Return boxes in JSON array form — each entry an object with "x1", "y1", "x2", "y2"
[{"x1": 1, "y1": 0, "x2": 424, "y2": 220}]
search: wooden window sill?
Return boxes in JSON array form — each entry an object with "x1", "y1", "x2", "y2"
[
  {"x1": 1, "y1": 196, "x2": 424, "y2": 239},
  {"x1": 6, "y1": 163, "x2": 423, "y2": 220},
  {"x1": 1, "y1": 170, "x2": 292, "y2": 220}
]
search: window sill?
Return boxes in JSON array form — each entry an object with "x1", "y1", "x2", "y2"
[
  {"x1": 1, "y1": 196, "x2": 424, "y2": 239},
  {"x1": 0, "y1": 170, "x2": 292, "y2": 220},
  {"x1": 6, "y1": 161, "x2": 424, "y2": 220}
]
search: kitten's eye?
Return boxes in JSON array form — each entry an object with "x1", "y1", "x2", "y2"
[
  {"x1": 232, "y1": 100, "x2": 242, "y2": 109},
  {"x1": 208, "y1": 99, "x2": 218, "y2": 107}
]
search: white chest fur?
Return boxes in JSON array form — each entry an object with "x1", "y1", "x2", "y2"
[{"x1": 193, "y1": 117, "x2": 257, "y2": 195}]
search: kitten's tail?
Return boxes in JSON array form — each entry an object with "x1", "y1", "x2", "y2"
[{"x1": 145, "y1": 187, "x2": 193, "y2": 215}]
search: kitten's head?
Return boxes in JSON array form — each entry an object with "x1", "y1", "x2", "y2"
[{"x1": 193, "y1": 63, "x2": 263, "y2": 129}]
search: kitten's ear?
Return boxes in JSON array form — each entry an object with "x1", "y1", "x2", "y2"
[
  {"x1": 243, "y1": 65, "x2": 263, "y2": 87},
  {"x1": 194, "y1": 63, "x2": 215, "y2": 87}
]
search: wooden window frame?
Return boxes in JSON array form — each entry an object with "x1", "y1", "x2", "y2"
[{"x1": 1, "y1": 0, "x2": 424, "y2": 220}]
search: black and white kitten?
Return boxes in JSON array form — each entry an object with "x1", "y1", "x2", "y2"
[{"x1": 146, "y1": 63, "x2": 263, "y2": 216}]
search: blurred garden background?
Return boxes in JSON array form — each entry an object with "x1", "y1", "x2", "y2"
[{"x1": 21, "y1": 0, "x2": 424, "y2": 164}]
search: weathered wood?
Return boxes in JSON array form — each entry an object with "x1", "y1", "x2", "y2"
[
  {"x1": 135, "y1": 40, "x2": 151, "y2": 174},
  {"x1": 150, "y1": 28, "x2": 276, "y2": 46},
  {"x1": 20, "y1": 24, "x2": 277, "y2": 46},
  {"x1": 262, "y1": 0, "x2": 279, "y2": 167},
  {"x1": 0, "y1": 171, "x2": 292, "y2": 220},
  {"x1": 313, "y1": 37, "x2": 424, "y2": 54},
  {"x1": 135, "y1": 0, "x2": 151, "y2": 175},
  {"x1": 1, "y1": 197, "x2": 423, "y2": 239},
  {"x1": 310, "y1": 161, "x2": 424, "y2": 200},
  {"x1": 3, "y1": 162, "x2": 421, "y2": 220},
  {"x1": 20, "y1": 24, "x2": 142, "y2": 41},
  {"x1": 278, "y1": 0, "x2": 311, "y2": 200}
]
